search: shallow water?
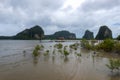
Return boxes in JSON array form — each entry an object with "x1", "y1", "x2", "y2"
[{"x1": 0, "y1": 40, "x2": 120, "y2": 80}]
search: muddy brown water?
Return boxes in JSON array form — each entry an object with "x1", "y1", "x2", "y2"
[{"x1": 0, "y1": 40, "x2": 120, "y2": 80}]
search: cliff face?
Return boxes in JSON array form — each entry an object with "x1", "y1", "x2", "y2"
[
  {"x1": 95, "y1": 25, "x2": 112, "y2": 40},
  {"x1": 45, "y1": 30, "x2": 76, "y2": 39},
  {"x1": 82, "y1": 30, "x2": 94, "y2": 40},
  {"x1": 14, "y1": 25, "x2": 44, "y2": 40}
]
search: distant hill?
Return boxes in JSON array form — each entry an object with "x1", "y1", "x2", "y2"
[
  {"x1": 13, "y1": 25, "x2": 44, "y2": 40},
  {"x1": 0, "y1": 26, "x2": 76, "y2": 40},
  {"x1": 0, "y1": 25, "x2": 116, "y2": 40},
  {"x1": 82, "y1": 30, "x2": 94, "y2": 40},
  {"x1": 0, "y1": 36, "x2": 13, "y2": 40},
  {"x1": 45, "y1": 30, "x2": 76, "y2": 39},
  {"x1": 95, "y1": 25, "x2": 112, "y2": 40},
  {"x1": 0, "y1": 25, "x2": 45, "y2": 40}
]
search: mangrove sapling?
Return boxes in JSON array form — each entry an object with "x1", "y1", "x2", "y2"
[
  {"x1": 44, "y1": 50, "x2": 49, "y2": 56},
  {"x1": 63, "y1": 48, "x2": 69, "y2": 57},
  {"x1": 69, "y1": 43, "x2": 79, "y2": 50},
  {"x1": 32, "y1": 45, "x2": 41, "y2": 57},
  {"x1": 33, "y1": 49, "x2": 39, "y2": 57},
  {"x1": 106, "y1": 58, "x2": 120, "y2": 72},
  {"x1": 54, "y1": 43, "x2": 63, "y2": 49},
  {"x1": 35, "y1": 45, "x2": 41, "y2": 50},
  {"x1": 81, "y1": 39, "x2": 92, "y2": 50}
]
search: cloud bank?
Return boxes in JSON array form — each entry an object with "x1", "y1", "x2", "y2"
[{"x1": 0, "y1": 0, "x2": 120, "y2": 38}]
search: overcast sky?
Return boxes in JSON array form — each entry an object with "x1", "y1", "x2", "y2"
[{"x1": 0, "y1": 0, "x2": 120, "y2": 38}]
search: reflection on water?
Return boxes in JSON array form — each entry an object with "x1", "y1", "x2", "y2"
[
  {"x1": 64, "y1": 57, "x2": 69, "y2": 63},
  {"x1": 33, "y1": 57, "x2": 39, "y2": 66},
  {"x1": 0, "y1": 40, "x2": 120, "y2": 80}
]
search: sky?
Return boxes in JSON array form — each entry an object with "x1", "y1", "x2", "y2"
[{"x1": 0, "y1": 0, "x2": 120, "y2": 38}]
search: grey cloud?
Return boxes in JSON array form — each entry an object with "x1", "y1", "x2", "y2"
[
  {"x1": 0, "y1": 0, "x2": 120, "y2": 38},
  {"x1": 81, "y1": 0, "x2": 120, "y2": 12},
  {"x1": 9, "y1": 0, "x2": 64, "y2": 11}
]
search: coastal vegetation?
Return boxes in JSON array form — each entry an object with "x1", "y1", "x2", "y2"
[
  {"x1": 106, "y1": 58, "x2": 120, "y2": 72},
  {"x1": 81, "y1": 39, "x2": 120, "y2": 54}
]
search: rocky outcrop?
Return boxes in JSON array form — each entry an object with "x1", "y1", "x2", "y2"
[
  {"x1": 45, "y1": 30, "x2": 76, "y2": 39},
  {"x1": 82, "y1": 30, "x2": 94, "y2": 40},
  {"x1": 95, "y1": 25, "x2": 112, "y2": 40},
  {"x1": 14, "y1": 25, "x2": 44, "y2": 40}
]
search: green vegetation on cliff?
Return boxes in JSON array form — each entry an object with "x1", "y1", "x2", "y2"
[
  {"x1": 14, "y1": 25, "x2": 44, "y2": 40},
  {"x1": 82, "y1": 30, "x2": 94, "y2": 40},
  {"x1": 95, "y1": 25, "x2": 112, "y2": 40},
  {"x1": 45, "y1": 30, "x2": 76, "y2": 39}
]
